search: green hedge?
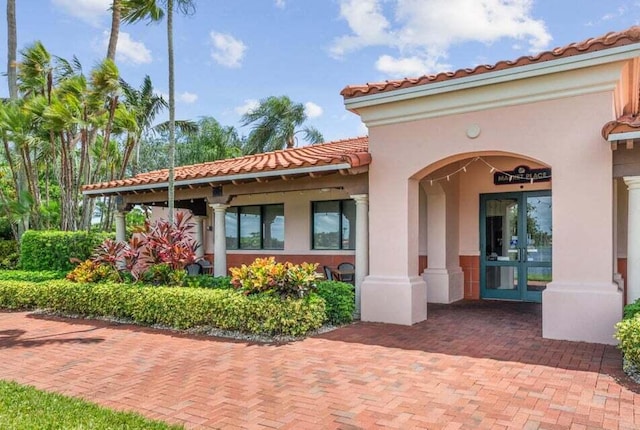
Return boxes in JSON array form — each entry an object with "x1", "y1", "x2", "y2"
[
  {"x1": 315, "y1": 281, "x2": 355, "y2": 325},
  {"x1": 0, "y1": 240, "x2": 19, "y2": 269},
  {"x1": 0, "y1": 270, "x2": 66, "y2": 282},
  {"x1": 0, "y1": 280, "x2": 325, "y2": 337},
  {"x1": 20, "y1": 231, "x2": 114, "y2": 271}
]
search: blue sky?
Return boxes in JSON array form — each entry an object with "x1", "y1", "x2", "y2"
[{"x1": 1, "y1": 0, "x2": 640, "y2": 142}]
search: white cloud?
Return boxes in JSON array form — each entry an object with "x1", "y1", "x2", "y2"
[
  {"x1": 332, "y1": 0, "x2": 552, "y2": 77},
  {"x1": 53, "y1": 0, "x2": 110, "y2": 26},
  {"x1": 179, "y1": 92, "x2": 198, "y2": 104},
  {"x1": 235, "y1": 99, "x2": 259, "y2": 115},
  {"x1": 275, "y1": 0, "x2": 286, "y2": 8},
  {"x1": 103, "y1": 31, "x2": 152, "y2": 64},
  {"x1": 304, "y1": 102, "x2": 323, "y2": 118},
  {"x1": 210, "y1": 32, "x2": 247, "y2": 68}
]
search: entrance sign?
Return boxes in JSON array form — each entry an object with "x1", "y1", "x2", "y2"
[{"x1": 494, "y1": 165, "x2": 551, "y2": 185}]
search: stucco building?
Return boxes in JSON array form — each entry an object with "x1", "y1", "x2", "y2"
[{"x1": 84, "y1": 26, "x2": 640, "y2": 345}]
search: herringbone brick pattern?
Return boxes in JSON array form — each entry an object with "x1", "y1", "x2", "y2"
[{"x1": 0, "y1": 301, "x2": 638, "y2": 429}]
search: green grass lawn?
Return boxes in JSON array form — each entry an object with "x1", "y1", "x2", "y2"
[{"x1": 0, "y1": 380, "x2": 183, "y2": 429}]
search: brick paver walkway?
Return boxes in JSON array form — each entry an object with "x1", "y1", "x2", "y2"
[{"x1": 1, "y1": 301, "x2": 638, "y2": 429}]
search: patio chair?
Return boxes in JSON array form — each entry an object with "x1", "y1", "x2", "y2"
[
  {"x1": 185, "y1": 263, "x2": 202, "y2": 276},
  {"x1": 198, "y1": 259, "x2": 214, "y2": 275},
  {"x1": 337, "y1": 262, "x2": 355, "y2": 284},
  {"x1": 323, "y1": 265, "x2": 333, "y2": 281}
]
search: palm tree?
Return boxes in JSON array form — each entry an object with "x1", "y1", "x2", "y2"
[
  {"x1": 241, "y1": 95, "x2": 324, "y2": 154},
  {"x1": 107, "y1": 0, "x2": 122, "y2": 61},
  {"x1": 121, "y1": 0, "x2": 195, "y2": 223},
  {"x1": 6, "y1": 0, "x2": 17, "y2": 99},
  {"x1": 176, "y1": 116, "x2": 243, "y2": 165}
]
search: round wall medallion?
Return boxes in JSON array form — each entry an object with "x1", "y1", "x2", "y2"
[{"x1": 466, "y1": 124, "x2": 481, "y2": 139}]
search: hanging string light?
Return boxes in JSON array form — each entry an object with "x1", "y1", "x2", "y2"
[{"x1": 425, "y1": 156, "x2": 548, "y2": 185}]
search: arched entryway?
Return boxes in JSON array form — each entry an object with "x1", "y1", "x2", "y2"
[{"x1": 415, "y1": 152, "x2": 552, "y2": 305}]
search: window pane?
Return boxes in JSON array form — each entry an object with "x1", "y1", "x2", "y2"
[
  {"x1": 264, "y1": 205, "x2": 284, "y2": 250},
  {"x1": 240, "y1": 206, "x2": 261, "y2": 249},
  {"x1": 313, "y1": 201, "x2": 340, "y2": 249},
  {"x1": 342, "y1": 200, "x2": 356, "y2": 250},
  {"x1": 225, "y1": 208, "x2": 238, "y2": 250}
]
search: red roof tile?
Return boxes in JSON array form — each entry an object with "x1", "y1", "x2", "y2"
[
  {"x1": 602, "y1": 114, "x2": 640, "y2": 140},
  {"x1": 83, "y1": 136, "x2": 370, "y2": 194},
  {"x1": 341, "y1": 26, "x2": 640, "y2": 99}
]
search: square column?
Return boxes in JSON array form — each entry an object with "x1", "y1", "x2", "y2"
[
  {"x1": 209, "y1": 204, "x2": 229, "y2": 277},
  {"x1": 361, "y1": 177, "x2": 427, "y2": 325}
]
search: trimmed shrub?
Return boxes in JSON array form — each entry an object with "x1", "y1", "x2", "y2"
[
  {"x1": 0, "y1": 240, "x2": 19, "y2": 269},
  {"x1": 20, "y1": 231, "x2": 113, "y2": 271},
  {"x1": 615, "y1": 315, "x2": 640, "y2": 368},
  {"x1": 182, "y1": 275, "x2": 232, "y2": 289},
  {"x1": 0, "y1": 279, "x2": 325, "y2": 337},
  {"x1": 0, "y1": 270, "x2": 66, "y2": 282},
  {"x1": 315, "y1": 281, "x2": 355, "y2": 325}
]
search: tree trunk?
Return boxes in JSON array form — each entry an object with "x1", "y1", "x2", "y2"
[
  {"x1": 107, "y1": 0, "x2": 122, "y2": 61},
  {"x1": 167, "y1": 0, "x2": 175, "y2": 224},
  {"x1": 7, "y1": 0, "x2": 17, "y2": 99}
]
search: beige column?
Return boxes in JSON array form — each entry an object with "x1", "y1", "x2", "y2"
[
  {"x1": 624, "y1": 176, "x2": 640, "y2": 302},
  {"x1": 210, "y1": 204, "x2": 229, "y2": 277},
  {"x1": 351, "y1": 194, "x2": 369, "y2": 316},
  {"x1": 114, "y1": 211, "x2": 127, "y2": 243},
  {"x1": 193, "y1": 215, "x2": 207, "y2": 259}
]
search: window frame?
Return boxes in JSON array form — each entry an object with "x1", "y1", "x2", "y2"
[
  {"x1": 226, "y1": 204, "x2": 285, "y2": 250},
  {"x1": 311, "y1": 199, "x2": 356, "y2": 250}
]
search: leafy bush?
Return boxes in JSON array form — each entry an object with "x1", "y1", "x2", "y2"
[
  {"x1": 0, "y1": 240, "x2": 19, "y2": 269},
  {"x1": 182, "y1": 275, "x2": 232, "y2": 289},
  {"x1": 0, "y1": 279, "x2": 325, "y2": 337},
  {"x1": 623, "y1": 298, "x2": 640, "y2": 320},
  {"x1": 615, "y1": 315, "x2": 640, "y2": 368},
  {"x1": 230, "y1": 257, "x2": 321, "y2": 298},
  {"x1": 0, "y1": 270, "x2": 66, "y2": 282},
  {"x1": 66, "y1": 260, "x2": 120, "y2": 283},
  {"x1": 75, "y1": 212, "x2": 199, "y2": 285},
  {"x1": 315, "y1": 281, "x2": 355, "y2": 325},
  {"x1": 20, "y1": 230, "x2": 113, "y2": 271}
]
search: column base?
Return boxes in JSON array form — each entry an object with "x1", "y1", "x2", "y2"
[
  {"x1": 542, "y1": 281, "x2": 622, "y2": 345},
  {"x1": 423, "y1": 267, "x2": 464, "y2": 304},
  {"x1": 361, "y1": 276, "x2": 427, "y2": 325}
]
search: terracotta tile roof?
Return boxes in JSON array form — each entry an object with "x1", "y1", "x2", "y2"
[
  {"x1": 342, "y1": 26, "x2": 640, "y2": 99},
  {"x1": 602, "y1": 114, "x2": 640, "y2": 140},
  {"x1": 83, "y1": 136, "x2": 370, "y2": 194}
]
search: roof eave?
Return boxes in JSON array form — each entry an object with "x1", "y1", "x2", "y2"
[
  {"x1": 83, "y1": 162, "x2": 358, "y2": 197},
  {"x1": 344, "y1": 43, "x2": 640, "y2": 111}
]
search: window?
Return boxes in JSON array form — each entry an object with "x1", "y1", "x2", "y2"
[
  {"x1": 225, "y1": 204, "x2": 284, "y2": 250},
  {"x1": 312, "y1": 200, "x2": 356, "y2": 250}
]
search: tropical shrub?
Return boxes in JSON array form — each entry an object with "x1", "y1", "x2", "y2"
[
  {"x1": 0, "y1": 279, "x2": 325, "y2": 336},
  {"x1": 67, "y1": 212, "x2": 200, "y2": 285},
  {"x1": 20, "y1": 230, "x2": 113, "y2": 271},
  {"x1": 315, "y1": 281, "x2": 355, "y2": 325},
  {"x1": 66, "y1": 260, "x2": 120, "y2": 284},
  {"x1": 230, "y1": 257, "x2": 321, "y2": 298},
  {"x1": 0, "y1": 240, "x2": 19, "y2": 269}
]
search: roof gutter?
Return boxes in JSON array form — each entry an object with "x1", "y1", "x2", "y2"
[
  {"x1": 83, "y1": 163, "x2": 354, "y2": 196},
  {"x1": 345, "y1": 44, "x2": 640, "y2": 111},
  {"x1": 607, "y1": 131, "x2": 640, "y2": 141}
]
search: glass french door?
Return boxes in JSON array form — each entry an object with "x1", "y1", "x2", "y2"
[{"x1": 480, "y1": 191, "x2": 552, "y2": 302}]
